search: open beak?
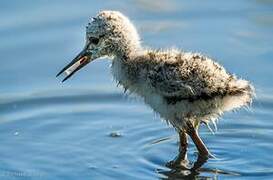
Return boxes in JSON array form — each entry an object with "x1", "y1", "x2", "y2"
[{"x1": 56, "y1": 47, "x2": 91, "y2": 82}]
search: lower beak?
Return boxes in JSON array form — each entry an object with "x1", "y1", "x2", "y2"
[{"x1": 56, "y1": 48, "x2": 91, "y2": 82}]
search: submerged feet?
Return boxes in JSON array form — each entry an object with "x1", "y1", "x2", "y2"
[
  {"x1": 166, "y1": 131, "x2": 189, "y2": 169},
  {"x1": 167, "y1": 121, "x2": 212, "y2": 171}
]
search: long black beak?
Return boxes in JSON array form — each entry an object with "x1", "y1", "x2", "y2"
[{"x1": 56, "y1": 47, "x2": 91, "y2": 82}]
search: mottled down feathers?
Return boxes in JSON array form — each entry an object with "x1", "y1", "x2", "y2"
[{"x1": 88, "y1": 10, "x2": 254, "y2": 129}]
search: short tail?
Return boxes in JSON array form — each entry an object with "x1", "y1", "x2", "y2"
[
  {"x1": 222, "y1": 79, "x2": 255, "y2": 111},
  {"x1": 228, "y1": 79, "x2": 255, "y2": 99}
]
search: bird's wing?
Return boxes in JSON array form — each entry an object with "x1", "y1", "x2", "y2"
[{"x1": 147, "y1": 62, "x2": 199, "y2": 98}]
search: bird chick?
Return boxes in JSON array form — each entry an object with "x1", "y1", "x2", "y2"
[{"x1": 57, "y1": 10, "x2": 254, "y2": 169}]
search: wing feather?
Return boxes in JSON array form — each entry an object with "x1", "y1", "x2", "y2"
[{"x1": 148, "y1": 61, "x2": 197, "y2": 98}]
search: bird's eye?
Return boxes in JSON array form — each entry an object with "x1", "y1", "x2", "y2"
[{"x1": 89, "y1": 37, "x2": 99, "y2": 45}]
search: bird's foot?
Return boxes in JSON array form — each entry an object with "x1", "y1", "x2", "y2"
[
  {"x1": 191, "y1": 154, "x2": 209, "y2": 171},
  {"x1": 166, "y1": 157, "x2": 189, "y2": 170}
]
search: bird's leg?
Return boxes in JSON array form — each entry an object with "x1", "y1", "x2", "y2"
[
  {"x1": 178, "y1": 130, "x2": 188, "y2": 162},
  {"x1": 166, "y1": 130, "x2": 189, "y2": 169},
  {"x1": 185, "y1": 121, "x2": 211, "y2": 159},
  {"x1": 191, "y1": 153, "x2": 209, "y2": 171}
]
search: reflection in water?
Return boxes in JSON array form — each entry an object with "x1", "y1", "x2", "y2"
[{"x1": 158, "y1": 166, "x2": 240, "y2": 180}]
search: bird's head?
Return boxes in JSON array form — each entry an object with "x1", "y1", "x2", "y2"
[{"x1": 57, "y1": 10, "x2": 141, "y2": 82}]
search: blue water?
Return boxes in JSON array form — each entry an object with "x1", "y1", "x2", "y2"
[{"x1": 0, "y1": 0, "x2": 273, "y2": 179}]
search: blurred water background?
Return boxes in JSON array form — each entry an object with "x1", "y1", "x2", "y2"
[{"x1": 0, "y1": 0, "x2": 273, "y2": 179}]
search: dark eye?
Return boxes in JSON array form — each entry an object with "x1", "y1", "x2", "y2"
[{"x1": 89, "y1": 37, "x2": 99, "y2": 45}]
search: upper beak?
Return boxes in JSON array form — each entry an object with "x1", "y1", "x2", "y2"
[{"x1": 56, "y1": 47, "x2": 91, "y2": 82}]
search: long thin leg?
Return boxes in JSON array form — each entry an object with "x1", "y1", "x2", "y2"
[
  {"x1": 185, "y1": 121, "x2": 211, "y2": 158},
  {"x1": 166, "y1": 130, "x2": 189, "y2": 168},
  {"x1": 178, "y1": 130, "x2": 188, "y2": 161}
]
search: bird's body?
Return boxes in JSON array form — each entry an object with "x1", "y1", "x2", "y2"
[
  {"x1": 57, "y1": 10, "x2": 254, "y2": 169},
  {"x1": 111, "y1": 49, "x2": 253, "y2": 129}
]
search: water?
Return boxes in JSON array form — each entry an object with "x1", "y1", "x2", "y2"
[{"x1": 0, "y1": 0, "x2": 273, "y2": 179}]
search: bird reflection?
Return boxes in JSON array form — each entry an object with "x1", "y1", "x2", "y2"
[{"x1": 158, "y1": 156, "x2": 240, "y2": 180}]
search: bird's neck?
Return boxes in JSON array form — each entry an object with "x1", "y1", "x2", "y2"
[
  {"x1": 110, "y1": 37, "x2": 144, "y2": 91},
  {"x1": 112, "y1": 37, "x2": 142, "y2": 61},
  {"x1": 111, "y1": 48, "x2": 143, "y2": 90},
  {"x1": 111, "y1": 55, "x2": 129, "y2": 89},
  {"x1": 114, "y1": 49, "x2": 141, "y2": 62}
]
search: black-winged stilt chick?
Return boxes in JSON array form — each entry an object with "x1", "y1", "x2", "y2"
[{"x1": 57, "y1": 10, "x2": 254, "y2": 170}]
